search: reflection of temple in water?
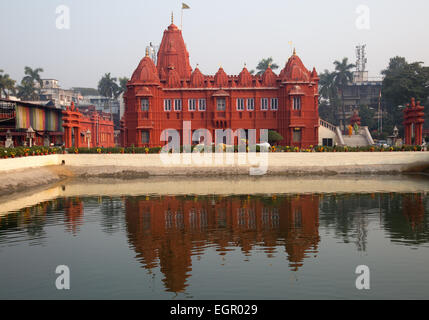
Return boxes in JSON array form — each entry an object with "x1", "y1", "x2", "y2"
[
  {"x1": 64, "y1": 197, "x2": 84, "y2": 234},
  {"x1": 124, "y1": 195, "x2": 320, "y2": 293},
  {"x1": 402, "y1": 194, "x2": 425, "y2": 231}
]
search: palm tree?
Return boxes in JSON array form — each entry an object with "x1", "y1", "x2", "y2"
[
  {"x1": 333, "y1": 58, "x2": 355, "y2": 132},
  {"x1": 319, "y1": 70, "x2": 337, "y2": 101},
  {"x1": 17, "y1": 79, "x2": 38, "y2": 101},
  {"x1": 255, "y1": 57, "x2": 279, "y2": 76},
  {"x1": 23, "y1": 66, "x2": 44, "y2": 90},
  {"x1": 0, "y1": 70, "x2": 16, "y2": 98}
]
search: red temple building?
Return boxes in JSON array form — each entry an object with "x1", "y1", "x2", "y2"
[
  {"x1": 403, "y1": 98, "x2": 425, "y2": 145},
  {"x1": 122, "y1": 19, "x2": 320, "y2": 148},
  {"x1": 62, "y1": 102, "x2": 115, "y2": 148}
]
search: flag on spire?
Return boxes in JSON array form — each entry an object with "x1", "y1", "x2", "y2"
[{"x1": 182, "y1": 3, "x2": 190, "y2": 9}]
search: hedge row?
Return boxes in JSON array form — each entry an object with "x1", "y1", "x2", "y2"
[
  {"x1": 1, "y1": 144, "x2": 424, "y2": 158},
  {"x1": 66, "y1": 144, "x2": 424, "y2": 154},
  {"x1": 0, "y1": 146, "x2": 63, "y2": 158}
]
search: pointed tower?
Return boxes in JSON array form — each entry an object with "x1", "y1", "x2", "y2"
[
  {"x1": 190, "y1": 66, "x2": 205, "y2": 88},
  {"x1": 157, "y1": 15, "x2": 192, "y2": 81},
  {"x1": 238, "y1": 66, "x2": 253, "y2": 87},
  {"x1": 214, "y1": 67, "x2": 229, "y2": 87}
]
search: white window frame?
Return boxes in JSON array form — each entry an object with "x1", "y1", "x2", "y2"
[
  {"x1": 174, "y1": 99, "x2": 182, "y2": 111},
  {"x1": 164, "y1": 99, "x2": 172, "y2": 112},
  {"x1": 198, "y1": 99, "x2": 206, "y2": 111},
  {"x1": 247, "y1": 98, "x2": 255, "y2": 111},
  {"x1": 141, "y1": 98, "x2": 149, "y2": 111},
  {"x1": 271, "y1": 98, "x2": 278, "y2": 110},
  {"x1": 217, "y1": 98, "x2": 226, "y2": 111},
  {"x1": 293, "y1": 96, "x2": 301, "y2": 110},
  {"x1": 188, "y1": 99, "x2": 197, "y2": 111},
  {"x1": 261, "y1": 98, "x2": 269, "y2": 111},
  {"x1": 236, "y1": 98, "x2": 245, "y2": 111}
]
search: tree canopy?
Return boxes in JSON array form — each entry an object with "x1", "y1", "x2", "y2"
[
  {"x1": 254, "y1": 57, "x2": 279, "y2": 76},
  {"x1": 381, "y1": 56, "x2": 429, "y2": 111},
  {"x1": 0, "y1": 70, "x2": 16, "y2": 98}
]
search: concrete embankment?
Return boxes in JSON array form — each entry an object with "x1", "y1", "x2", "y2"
[
  {"x1": 0, "y1": 152, "x2": 428, "y2": 195},
  {"x1": 2, "y1": 175, "x2": 429, "y2": 217}
]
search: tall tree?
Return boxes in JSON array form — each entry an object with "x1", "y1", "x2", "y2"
[
  {"x1": 23, "y1": 66, "x2": 44, "y2": 90},
  {"x1": 117, "y1": 77, "x2": 129, "y2": 96},
  {"x1": 318, "y1": 70, "x2": 341, "y2": 125},
  {"x1": 16, "y1": 66, "x2": 44, "y2": 101},
  {"x1": 381, "y1": 56, "x2": 429, "y2": 135},
  {"x1": 98, "y1": 73, "x2": 119, "y2": 119},
  {"x1": 333, "y1": 58, "x2": 356, "y2": 132},
  {"x1": 17, "y1": 79, "x2": 38, "y2": 101},
  {"x1": 381, "y1": 56, "x2": 429, "y2": 110},
  {"x1": 0, "y1": 70, "x2": 16, "y2": 98},
  {"x1": 98, "y1": 73, "x2": 119, "y2": 99},
  {"x1": 255, "y1": 57, "x2": 279, "y2": 76}
]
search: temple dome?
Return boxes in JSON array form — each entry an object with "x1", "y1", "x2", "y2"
[
  {"x1": 214, "y1": 67, "x2": 228, "y2": 87},
  {"x1": 157, "y1": 22, "x2": 192, "y2": 80},
  {"x1": 130, "y1": 54, "x2": 160, "y2": 85},
  {"x1": 238, "y1": 67, "x2": 253, "y2": 87},
  {"x1": 262, "y1": 67, "x2": 278, "y2": 87},
  {"x1": 190, "y1": 67, "x2": 205, "y2": 88},
  {"x1": 281, "y1": 52, "x2": 310, "y2": 82}
]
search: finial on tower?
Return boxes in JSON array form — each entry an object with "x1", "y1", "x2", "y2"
[
  {"x1": 293, "y1": 48, "x2": 296, "y2": 56},
  {"x1": 171, "y1": 12, "x2": 174, "y2": 24},
  {"x1": 145, "y1": 47, "x2": 149, "y2": 57}
]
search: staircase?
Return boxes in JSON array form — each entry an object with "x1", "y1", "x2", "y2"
[
  {"x1": 342, "y1": 135, "x2": 370, "y2": 147},
  {"x1": 319, "y1": 119, "x2": 374, "y2": 147}
]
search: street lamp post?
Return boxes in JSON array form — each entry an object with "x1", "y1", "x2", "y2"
[
  {"x1": 27, "y1": 126, "x2": 35, "y2": 148},
  {"x1": 5, "y1": 129, "x2": 13, "y2": 148}
]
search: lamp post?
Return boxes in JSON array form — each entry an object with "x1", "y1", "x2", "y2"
[
  {"x1": 5, "y1": 129, "x2": 13, "y2": 148},
  {"x1": 27, "y1": 126, "x2": 35, "y2": 148},
  {"x1": 86, "y1": 129, "x2": 91, "y2": 148}
]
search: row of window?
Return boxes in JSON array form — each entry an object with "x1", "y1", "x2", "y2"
[{"x1": 141, "y1": 97, "x2": 301, "y2": 112}]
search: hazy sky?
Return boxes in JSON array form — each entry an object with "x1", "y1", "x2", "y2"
[{"x1": 1, "y1": 0, "x2": 428, "y2": 89}]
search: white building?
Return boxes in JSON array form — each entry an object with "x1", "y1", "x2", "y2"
[{"x1": 39, "y1": 79, "x2": 82, "y2": 109}]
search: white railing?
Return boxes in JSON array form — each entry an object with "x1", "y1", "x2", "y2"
[{"x1": 319, "y1": 118, "x2": 337, "y2": 132}]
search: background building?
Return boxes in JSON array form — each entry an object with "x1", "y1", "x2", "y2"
[
  {"x1": 0, "y1": 98, "x2": 63, "y2": 147},
  {"x1": 38, "y1": 79, "x2": 83, "y2": 109}
]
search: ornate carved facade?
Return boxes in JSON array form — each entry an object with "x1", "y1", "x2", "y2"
[
  {"x1": 403, "y1": 98, "x2": 425, "y2": 145},
  {"x1": 62, "y1": 102, "x2": 115, "y2": 148},
  {"x1": 123, "y1": 20, "x2": 320, "y2": 148}
]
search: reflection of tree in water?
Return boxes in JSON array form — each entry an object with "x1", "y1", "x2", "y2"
[
  {"x1": 319, "y1": 193, "x2": 376, "y2": 251},
  {"x1": 319, "y1": 193, "x2": 429, "y2": 249},
  {"x1": 383, "y1": 193, "x2": 429, "y2": 245},
  {"x1": 99, "y1": 196, "x2": 126, "y2": 235},
  {"x1": 0, "y1": 199, "x2": 66, "y2": 246}
]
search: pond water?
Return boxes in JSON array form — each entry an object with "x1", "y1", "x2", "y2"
[{"x1": 0, "y1": 177, "x2": 428, "y2": 299}]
